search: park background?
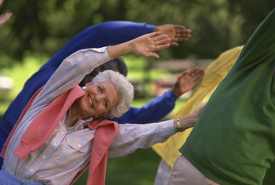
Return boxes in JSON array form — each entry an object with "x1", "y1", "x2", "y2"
[{"x1": 0, "y1": 1, "x2": 275, "y2": 185}]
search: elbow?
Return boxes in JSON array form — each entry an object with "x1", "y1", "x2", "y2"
[{"x1": 63, "y1": 59, "x2": 87, "y2": 74}]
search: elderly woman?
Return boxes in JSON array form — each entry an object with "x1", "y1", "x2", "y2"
[{"x1": 0, "y1": 32, "x2": 199, "y2": 185}]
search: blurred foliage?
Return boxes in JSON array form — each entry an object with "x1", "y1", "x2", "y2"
[
  {"x1": 0, "y1": 55, "x2": 42, "y2": 114},
  {"x1": 0, "y1": 0, "x2": 274, "y2": 66}
]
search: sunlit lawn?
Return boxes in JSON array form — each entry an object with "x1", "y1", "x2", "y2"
[{"x1": 0, "y1": 55, "x2": 186, "y2": 185}]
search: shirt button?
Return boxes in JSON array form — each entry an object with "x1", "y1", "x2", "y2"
[
  {"x1": 78, "y1": 144, "x2": 82, "y2": 148},
  {"x1": 29, "y1": 168, "x2": 35, "y2": 173}
]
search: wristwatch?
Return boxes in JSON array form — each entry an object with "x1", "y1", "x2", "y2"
[{"x1": 174, "y1": 118, "x2": 182, "y2": 131}]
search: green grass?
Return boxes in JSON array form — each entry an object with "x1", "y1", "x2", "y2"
[
  {"x1": 0, "y1": 56, "x2": 42, "y2": 114},
  {"x1": 74, "y1": 149, "x2": 161, "y2": 185},
  {"x1": 107, "y1": 150, "x2": 160, "y2": 185},
  {"x1": 124, "y1": 55, "x2": 172, "y2": 81}
]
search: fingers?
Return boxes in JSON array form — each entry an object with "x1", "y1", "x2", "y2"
[
  {"x1": 188, "y1": 69, "x2": 204, "y2": 84},
  {"x1": 190, "y1": 69, "x2": 204, "y2": 80},
  {"x1": 182, "y1": 68, "x2": 204, "y2": 78},
  {"x1": 151, "y1": 32, "x2": 171, "y2": 44},
  {"x1": 149, "y1": 31, "x2": 166, "y2": 39},
  {"x1": 154, "y1": 34, "x2": 171, "y2": 45},
  {"x1": 151, "y1": 25, "x2": 192, "y2": 47},
  {"x1": 153, "y1": 42, "x2": 171, "y2": 50},
  {"x1": 156, "y1": 24, "x2": 192, "y2": 45},
  {"x1": 175, "y1": 26, "x2": 192, "y2": 42},
  {"x1": 178, "y1": 68, "x2": 204, "y2": 86},
  {"x1": 0, "y1": 11, "x2": 12, "y2": 26},
  {"x1": 150, "y1": 32, "x2": 172, "y2": 51},
  {"x1": 135, "y1": 29, "x2": 194, "y2": 58},
  {"x1": 146, "y1": 51, "x2": 160, "y2": 58}
]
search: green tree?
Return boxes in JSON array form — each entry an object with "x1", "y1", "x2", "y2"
[{"x1": 1, "y1": 0, "x2": 275, "y2": 63}]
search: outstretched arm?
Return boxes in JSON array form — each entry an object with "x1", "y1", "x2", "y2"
[
  {"x1": 34, "y1": 32, "x2": 172, "y2": 108},
  {"x1": 45, "y1": 22, "x2": 192, "y2": 68},
  {"x1": 114, "y1": 69, "x2": 204, "y2": 124},
  {"x1": 3, "y1": 32, "x2": 173, "y2": 166},
  {"x1": 1, "y1": 21, "x2": 156, "y2": 127},
  {"x1": 4, "y1": 21, "x2": 191, "y2": 124},
  {"x1": 114, "y1": 92, "x2": 177, "y2": 124},
  {"x1": 44, "y1": 21, "x2": 156, "y2": 69},
  {"x1": 109, "y1": 110, "x2": 199, "y2": 158}
]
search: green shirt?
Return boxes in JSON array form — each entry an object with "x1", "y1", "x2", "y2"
[{"x1": 181, "y1": 9, "x2": 275, "y2": 185}]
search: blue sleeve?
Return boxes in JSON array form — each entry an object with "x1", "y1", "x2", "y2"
[
  {"x1": 2, "y1": 21, "x2": 155, "y2": 124},
  {"x1": 42, "y1": 21, "x2": 155, "y2": 69},
  {"x1": 113, "y1": 91, "x2": 177, "y2": 124},
  {"x1": 0, "y1": 21, "x2": 156, "y2": 153}
]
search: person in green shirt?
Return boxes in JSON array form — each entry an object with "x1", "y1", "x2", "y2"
[{"x1": 168, "y1": 8, "x2": 275, "y2": 185}]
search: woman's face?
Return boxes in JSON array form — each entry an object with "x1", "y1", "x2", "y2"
[{"x1": 79, "y1": 81, "x2": 119, "y2": 119}]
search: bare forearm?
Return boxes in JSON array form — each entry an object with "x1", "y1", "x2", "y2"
[
  {"x1": 174, "y1": 110, "x2": 200, "y2": 131},
  {"x1": 107, "y1": 41, "x2": 133, "y2": 59},
  {"x1": 107, "y1": 32, "x2": 171, "y2": 59}
]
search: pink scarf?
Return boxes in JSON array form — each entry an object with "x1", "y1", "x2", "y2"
[{"x1": 9, "y1": 85, "x2": 118, "y2": 185}]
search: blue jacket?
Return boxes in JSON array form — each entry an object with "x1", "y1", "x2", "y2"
[{"x1": 0, "y1": 21, "x2": 177, "y2": 166}]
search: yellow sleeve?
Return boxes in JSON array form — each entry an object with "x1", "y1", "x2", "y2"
[{"x1": 152, "y1": 46, "x2": 243, "y2": 167}]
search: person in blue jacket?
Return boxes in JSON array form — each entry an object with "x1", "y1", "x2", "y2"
[
  {"x1": 0, "y1": 21, "x2": 199, "y2": 167},
  {"x1": 79, "y1": 57, "x2": 203, "y2": 125}
]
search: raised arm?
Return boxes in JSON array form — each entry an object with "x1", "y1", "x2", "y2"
[
  {"x1": 45, "y1": 22, "x2": 192, "y2": 68},
  {"x1": 113, "y1": 69, "x2": 204, "y2": 124},
  {"x1": 44, "y1": 21, "x2": 156, "y2": 69},
  {"x1": 33, "y1": 32, "x2": 172, "y2": 108},
  {"x1": 0, "y1": 21, "x2": 156, "y2": 129},
  {"x1": 0, "y1": 21, "x2": 189, "y2": 166},
  {"x1": 2, "y1": 21, "x2": 191, "y2": 128}
]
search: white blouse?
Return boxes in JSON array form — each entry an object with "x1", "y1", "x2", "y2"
[{"x1": 3, "y1": 47, "x2": 176, "y2": 185}]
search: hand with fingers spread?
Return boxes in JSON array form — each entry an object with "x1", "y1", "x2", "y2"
[
  {"x1": 107, "y1": 32, "x2": 172, "y2": 59},
  {"x1": 129, "y1": 32, "x2": 172, "y2": 58},
  {"x1": 156, "y1": 24, "x2": 192, "y2": 46},
  {"x1": 172, "y1": 68, "x2": 204, "y2": 97}
]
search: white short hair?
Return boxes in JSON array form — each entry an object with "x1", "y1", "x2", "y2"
[{"x1": 92, "y1": 70, "x2": 134, "y2": 118}]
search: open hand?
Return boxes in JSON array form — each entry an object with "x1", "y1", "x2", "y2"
[
  {"x1": 156, "y1": 24, "x2": 192, "y2": 46},
  {"x1": 172, "y1": 68, "x2": 204, "y2": 97},
  {"x1": 130, "y1": 32, "x2": 172, "y2": 58}
]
